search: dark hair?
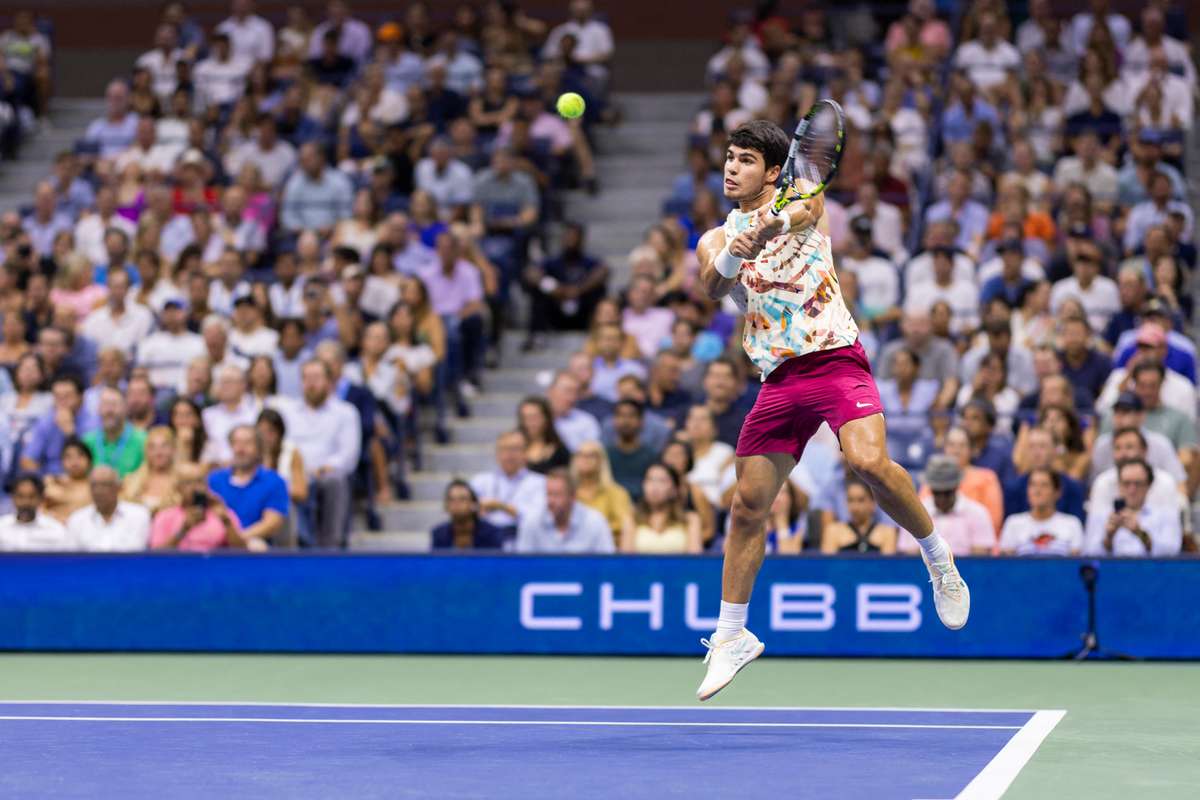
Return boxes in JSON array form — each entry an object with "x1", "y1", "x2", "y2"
[
  {"x1": 51, "y1": 372, "x2": 85, "y2": 396},
  {"x1": 660, "y1": 438, "x2": 695, "y2": 473},
  {"x1": 13, "y1": 351, "x2": 45, "y2": 391},
  {"x1": 248, "y1": 355, "x2": 277, "y2": 395},
  {"x1": 169, "y1": 397, "x2": 207, "y2": 462},
  {"x1": 9, "y1": 471, "x2": 44, "y2": 496},
  {"x1": 544, "y1": 466, "x2": 575, "y2": 493},
  {"x1": 892, "y1": 347, "x2": 922, "y2": 370},
  {"x1": 1131, "y1": 361, "x2": 1165, "y2": 382},
  {"x1": 636, "y1": 462, "x2": 686, "y2": 528},
  {"x1": 1116, "y1": 457, "x2": 1154, "y2": 487},
  {"x1": 704, "y1": 356, "x2": 738, "y2": 380},
  {"x1": 444, "y1": 478, "x2": 478, "y2": 504},
  {"x1": 517, "y1": 396, "x2": 564, "y2": 450},
  {"x1": 1112, "y1": 426, "x2": 1147, "y2": 451},
  {"x1": 613, "y1": 398, "x2": 644, "y2": 418},
  {"x1": 61, "y1": 436, "x2": 93, "y2": 468},
  {"x1": 278, "y1": 317, "x2": 306, "y2": 338},
  {"x1": 1039, "y1": 403, "x2": 1084, "y2": 453},
  {"x1": 728, "y1": 120, "x2": 790, "y2": 169},
  {"x1": 1027, "y1": 466, "x2": 1061, "y2": 493},
  {"x1": 964, "y1": 397, "x2": 997, "y2": 428}
]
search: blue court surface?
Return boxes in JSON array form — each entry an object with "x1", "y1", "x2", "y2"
[{"x1": 0, "y1": 702, "x2": 1064, "y2": 799}]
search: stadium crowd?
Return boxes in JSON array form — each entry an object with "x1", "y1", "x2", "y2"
[{"x1": 0, "y1": 1, "x2": 1195, "y2": 562}]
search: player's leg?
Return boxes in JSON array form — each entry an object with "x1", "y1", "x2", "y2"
[
  {"x1": 838, "y1": 413, "x2": 970, "y2": 629},
  {"x1": 697, "y1": 451, "x2": 792, "y2": 701}
]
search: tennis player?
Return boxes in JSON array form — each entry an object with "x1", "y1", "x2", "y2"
[{"x1": 695, "y1": 120, "x2": 969, "y2": 700}]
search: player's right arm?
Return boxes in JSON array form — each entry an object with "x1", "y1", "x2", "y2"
[{"x1": 697, "y1": 225, "x2": 762, "y2": 300}]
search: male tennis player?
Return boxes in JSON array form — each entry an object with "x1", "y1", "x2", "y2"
[{"x1": 695, "y1": 120, "x2": 969, "y2": 700}]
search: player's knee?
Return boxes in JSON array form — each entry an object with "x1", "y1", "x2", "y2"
[
  {"x1": 844, "y1": 448, "x2": 889, "y2": 483},
  {"x1": 730, "y1": 486, "x2": 772, "y2": 524}
]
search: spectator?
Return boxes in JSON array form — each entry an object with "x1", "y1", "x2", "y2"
[
  {"x1": 21, "y1": 374, "x2": 95, "y2": 475},
  {"x1": 1109, "y1": 299, "x2": 1194, "y2": 383},
  {"x1": 904, "y1": 243, "x2": 979, "y2": 334},
  {"x1": 956, "y1": 352, "x2": 1020, "y2": 436},
  {"x1": 876, "y1": 311, "x2": 959, "y2": 410},
  {"x1": 470, "y1": 146, "x2": 538, "y2": 287},
  {"x1": 278, "y1": 360, "x2": 361, "y2": 548},
  {"x1": 469, "y1": 429, "x2": 546, "y2": 540},
  {"x1": 82, "y1": 387, "x2": 146, "y2": 478},
  {"x1": 137, "y1": 299, "x2": 206, "y2": 392},
  {"x1": 961, "y1": 317, "x2": 1037, "y2": 397},
  {"x1": 841, "y1": 215, "x2": 901, "y2": 328},
  {"x1": 563, "y1": 352, "x2": 612, "y2": 422},
  {"x1": 281, "y1": 142, "x2": 355, "y2": 235},
  {"x1": 150, "y1": 462, "x2": 244, "y2": 551},
  {"x1": 620, "y1": 462, "x2": 702, "y2": 554},
  {"x1": 168, "y1": 396, "x2": 208, "y2": 467},
  {"x1": 1052, "y1": 132, "x2": 1118, "y2": 209},
  {"x1": 202, "y1": 365, "x2": 258, "y2": 465},
  {"x1": 255, "y1": 408, "x2": 308, "y2": 527},
  {"x1": 1057, "y1": 315, "x2": 1111, "y2": 400},
  {"x1": 978, "y1": 238, "x2": 1037, "y2": 308},
  {"x1": 0, "y1": 473, "x2": 73, "y2": 550},
  {"x1": 589, "y1": 322, "x2": 648, "y2": 404},
  {"x1": 194, "y1": 32, "x2": 251, "y2": 110},
  {"x1": 1027, "y1": 403, "x2": 1092, "y2": 482},
  {"x1": 571, "y1": 440, "x2": 632, "y2": 545},
  {"x1": 216, "y1": 0, "x2": 275, "y2": 65},
  {"x1": 0, "y1": 351, "x2": 52, "y2": 440},
  {"x1": 999, "y1": 468, "x2": 1085, "y2": 555},
  {"x1": 1004, "y1": 426, "x2": 1086, "y2": 521},
  {"x1": 541, "y1": 0, "x2": 614, "y2": 85},
  {"x1": 308, "y1": 1, "x2": 373, "y2": 64},
  {"x1": 415, "y1": 136, "x2": 474, "y2": 215},
  {"x1": 22, "y1": 182, "x2": 72, "y2": 259},
  {"x1": 431, "y1": 479, "x2": 505, "y2": 550},
  {"x1": 820, "y1": 477, "x2": 898, "y2": 554},
  {"x1": 1089, "y1": 426, "x2": 1183, "y2": 522},
  {"x1": 67, "y1": 465, "x2": 151, "y2": 551},
  {"x1": 645, "y1": 351, "x2": 693, "y2": 429},
  {"x1": 41, "y1": 438, "x2": 93, "y2": 524},
  {"x1": 120, "y1": 426, "x2": 178, "y2": 515},
  {"x1": 79, "y1": 267, "x2": 154, "y2": 359},
  {"x1": 418, "y1": 231, "x2": 487, "y2": 397},
  {"x1": 622, "y1": 275, "x2": 674, "y2": 359},
  {"x1": 877, "y1": 348, "x2": 938, "y2": 471},
  {"x1": 1123, "y1": 170, "x2": 1193, "y2": 255},
  {"x1": 898, "y1": 455, "x2": 994, "y2": 556},
  {"x1": 603, "y1": 374, "x2": 672, "y2": 453},
  {"x1": 1084, "y1": 458, "x2": 1181, "y2": 556},
  {"x1": 84, "y1": 80, "x2": 138, "y2": 159},
  {"x1": 1050, "y1": 240, "x2": 1119, "y2": 334},
  {"x1": 953, "y1": 11, "x2": 1019, "y2": 94},
  {"x1": 1091, "y1": 392, "x2": 1186, "y2": 484},
  {"x1": 929, "y1": 425, "x2": 1005, "y2": 536},
  {"x1": 228, "y1": 296, "x2": 278, "y2": 358},
  {"x1": 1101, "y1": 361, "x2": 1197, "y2": 455},
  {"x1": 514, "y1": 467, "x2": 614, "y2": 554},
  {"x1": 224, "y1": 114, "x2": 296, "y2": 191},
  {"x1": 700, "y1": 358, "x2": 747, "y2": 447},
  {"x1": 547, "y1": 370, "x2": 601, "y2": 451},
  {"x1": 1097, "y1": 325, "x2": 1196, "y2": 424},
  {"x1": 518, "y1": 396, "x2": 570, "y2": 474},
  {"x1": 683, "y1": 404, "x2": 734, "y2": 506},
  {"x1": 605, "y1": 400, "x2": 659, "y2": 501},
  {"x1": 208, "y1": 424, "x2": 289, "y2": 549}
]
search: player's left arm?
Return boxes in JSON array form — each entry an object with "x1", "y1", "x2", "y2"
[{"x1": 753, "y1": 193, "x2": 825, "y2": 241}]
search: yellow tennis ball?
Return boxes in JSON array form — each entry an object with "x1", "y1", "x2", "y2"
[{"x1": 556, "y1": 92, "x2": 585, "y2": 119}]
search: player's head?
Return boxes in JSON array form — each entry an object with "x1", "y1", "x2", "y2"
[{"x1": 724, "y1": 120, "x2": 789, "y2": 201}]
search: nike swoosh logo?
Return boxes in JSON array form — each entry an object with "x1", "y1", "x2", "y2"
[{"x1": 856, "y1": 402, "x2": 873, "y2": 408}]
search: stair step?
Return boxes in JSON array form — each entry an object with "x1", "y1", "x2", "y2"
[
  {"x1": 448, "y1": 417, "x2": 517, "y2": 443},
  {"x1": 463, "y1": 391, "x2": 526, "y2": 418},
  {"x1": 425, "y1": 444, "x2": 498, "y2": 474},
  {"x1": 406, "y1": 471, "x2": 457, "y2": 501},
  {"x1": 480, "y1": 368, "x2": 551, "y2": 393},
  {"x1": 565, "y1": 186, "x2": 667, "y2": 222},
  {"x1": 347, "y1": 530, "x2": 432, "y2": 552}
]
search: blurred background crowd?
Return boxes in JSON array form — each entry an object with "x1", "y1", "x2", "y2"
[{"x1": 0, "y1": 0, "x2": 1195, "y2": 560}]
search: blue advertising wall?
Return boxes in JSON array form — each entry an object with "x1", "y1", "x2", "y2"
[{"x1": 0, "y1": 554, "x2": 1197, "y2": 659}]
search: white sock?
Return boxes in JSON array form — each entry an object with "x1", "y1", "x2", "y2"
[
  {"x1": 713, "y1": 601, "x2": 748, "y2": 643},
  {"x1": 916, "y1": 531, "x2": 951, "y2": 564}
]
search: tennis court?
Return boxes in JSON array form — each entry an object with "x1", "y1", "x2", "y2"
[{"x1": 0, "y1": 654, "x2": 1193, "y2": 799}]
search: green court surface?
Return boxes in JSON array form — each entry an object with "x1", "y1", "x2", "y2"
[{"x1": 0, "y1": 654, "x2": 1192, "y2": 799}]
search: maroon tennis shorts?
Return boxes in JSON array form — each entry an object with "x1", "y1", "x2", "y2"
[{"x1": 735, "y1": 339, "x2": 882, "y2": 462}]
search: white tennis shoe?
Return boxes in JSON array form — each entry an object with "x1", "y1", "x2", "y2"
[
  {"x1": 696, "y1": 629, "x2": 765, "y2": 701},
  {"x1": 922, "y1": 550, "x2": 970, "y2": 630}
]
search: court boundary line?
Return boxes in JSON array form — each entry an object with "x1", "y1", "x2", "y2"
[
  {"x1": 0, "y1": 700, "x2": 1042, "y2": 713},
  {"x1": 956, "y1": 709, "x2": 1067, "y2": 800},
  {"x1": 0, "y1": 716, "x2": 1023, "y2": 730}
]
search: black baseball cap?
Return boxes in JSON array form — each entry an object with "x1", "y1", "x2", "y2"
[
  {"x1": 1113, "y1": 392, "x2": 1144, "y2": 412},
  {"x1": 850, "y1": 215, "x2": 872, "y2": 235}
]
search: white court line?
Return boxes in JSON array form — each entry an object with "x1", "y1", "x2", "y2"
[
  {"x1": 0, "y1": 700, "x2": 1041, "y2": 713},
  {"x1": 957, "y1": 710, "x2": 1067, "y2": 800},
  {"x1": 0, "y1": 716, "x2": 1022, "y2": 730}
]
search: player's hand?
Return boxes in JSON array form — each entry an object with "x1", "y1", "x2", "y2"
[
  {"x1": 728, "y1": 228, "x2": 764, "y2": 260},
  {"x1": 754, "y1": 206, "x2": 788, "y2": 241}
]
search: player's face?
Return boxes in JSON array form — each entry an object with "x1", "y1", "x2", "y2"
[{"x1": 723, "y1": 145, "x2": 771, "y2": 201}]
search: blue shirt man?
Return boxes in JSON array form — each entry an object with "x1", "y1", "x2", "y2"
[
  {"x1": 20, "y1": 375, "x2": 98, "y2": 475},
  {"x1": 208, "y1": 425, "x2": 290, "y2": 545}
]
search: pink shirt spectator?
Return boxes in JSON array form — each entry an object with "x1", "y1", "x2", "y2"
[
  {"x1": 623, "y1": 307, "x2": 675, "y2": 359},
  {"x1": 50, "y1": 285, "x2": 108, "y2": 320},
  {"x1": 885, "y1": 17, "x2": 952, "y2": 56},
  {"x1": 418, "y1": 260, "x2": 483, "y2": 317},
  {"x1": 897, "y1": 495, "x2": 994, "y2": 556},
  {"x1": 150, "y1": 506, "x2": 239, "y2": 552}
]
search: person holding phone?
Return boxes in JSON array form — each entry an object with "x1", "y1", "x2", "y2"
[
  {"x1": 1084, "y1": 458, "x2": 1182, "y2": 556},
  {"x1": 149, "y1": 463, "x2": 246, "y2": 551}
]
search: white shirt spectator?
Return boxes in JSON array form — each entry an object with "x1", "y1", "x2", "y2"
[
  {"x1": 208, "y1": 280, "x2": 253, "y2": 318},
  {"x1": 554, "y1": 408, "x2": 601, "y2": 452},
  {"x1": 393, "y1": 239, "x2": 437, "y2": 276},
  {"x1": 1067, "y1": 12, "x2": 1131, "y2": 57},
  {"x1": 308, "y1": 17, "x2": 373, "y2": 63},
  {"x1": 590, "y1": 357, "x2": 647, "y2": 403},
  {"x1": 0, "y1": 513, "x2": 74, "y2": 551},
  {"x1": 414, "y1": 158, "x2": 475, "y2": 212},
  {"x1": 736, "y1": 79, "x2": 769, "y2": 115},
  {"x1": 426, "y1": 51, "x2": 484, "y2": 95},
  {"x1": 68, "y1": 502, "x2": 151, "y2": 551},
  {"x1": 84, "y1": 113, "x2": 138, "y2": 158},
  {"x1": 81, "y1": 302, "x2": 155, "y2": 359},
  {"x1": 622, "y1": 307, "x2": 674, "y2": 360},
  {"x1": 1052, "y1": 157, "x2": 1118, "y2": 205},
  {"x1": 976, "y1": 256, "x2": 1045, "y2": 286},
  {"x1": 135, "y1": 48, "x2": 183, "y2": 100},
  {"x1": 75, "y1": 212, "x2": 136, "y2": 266},
  {"x1": 113, "y1": 140, "x2": 182, "y2": 177},
  {"x1": 1084, "y1": 502, "x2": 1181, "y2": 557},
  {"x1": 1091, "y1": 427, "x2": 1186, "y2": 483},
  {"x1": 514, "y1": 502, "x2": 615, "y2": 554},
  {"x1": 904, "y1": 250, "x2": 975, "y2": 288},
  {"x1": 216, "y1": 14, "x2": 275, "y2": 63},
  {"x1": 541, "y1": 17, "x2": 614, "y2": 78},
  {"x1": 1095, "y1": 367, "x2": 1197, "y2": 422},
  {"x1": 137, "y1": 329, "x2": 206, "y2": 391},
  {"x1": 278, "y1": 396, "x2": 362, "y2": 478},
  {"x1": 689, "y1": 442, "x2": 736, "y2": 505},
  {"x1": 1123, "y1": 198, "x2": 1194, "y2": 254},
  {"x1": 269, "y1": 279, "x2": 307, "y2": 320},
  {"x1": 707, "y1": 41, "x2": 770, "y2": 83},
  {"x1": 960, "y1": 344, "x2": 1038, "y2": 396},
  {"x1": 1122, "y1": 36, "x2": 1196, "y2": 87},
  {"x1": 1088, "y1": 466, "x2": 1182, "y2": 522},
  {"x1": 357, "y1": 275, "x2": 401, "y2": 321},
  {"x1": 903, "y1": 280, "x2": 980, "y2": 334},
  {"x1": 202, "y1": 396, "x2": 260, "y2": 464},
  {"x1": 194, "y1": 54, "x2": 252, "y2": 107},
  {"x1": 229, "y1": 325, "x2": 280, "y2": 359},
  {"x1": 999, "y1": 511, "x2": 1084, "y2": 555},
  {"x1": 224, "y1": 139, "x2": 297, "y2": 190},
  {"x1": 470, "y1": 468, "x2": 546, "y2": 529},
  {"x1": 1049, "y1": 275, "x2": 1120, "y2": 333},
  {"x1": 840, "y1": 253, "x2": 900, "y2": 318},
  {"x1": 846, "y1": 201, "x2": 906, "y2": 261},
  {"x1": 954, "y1": 39, "x2": 1020, "y2": 91}
]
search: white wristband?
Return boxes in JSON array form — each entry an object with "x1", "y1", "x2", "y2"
[
  {"x1": 773, "y1": 208, "x2": 792, "y2": 231},
  {"x1": 715, "y1": 244, "x2": 742, "y2": 279}
]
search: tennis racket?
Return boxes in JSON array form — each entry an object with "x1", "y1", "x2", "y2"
[{"x1": 769, "y1": 99, "x2": 846, "y2": 215}]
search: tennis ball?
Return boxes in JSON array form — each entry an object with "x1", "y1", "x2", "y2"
[{"x1": 556, "y1": 92, "x2": 585, "y2": 119}]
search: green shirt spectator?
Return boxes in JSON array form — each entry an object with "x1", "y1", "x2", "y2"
[{"x1": 82, "y1": 388, "x2": 146, "y2": 477}]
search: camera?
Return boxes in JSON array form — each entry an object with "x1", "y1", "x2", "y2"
[{"x1": 191, "y1": 490, "x2": 209, "y2": 509}]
